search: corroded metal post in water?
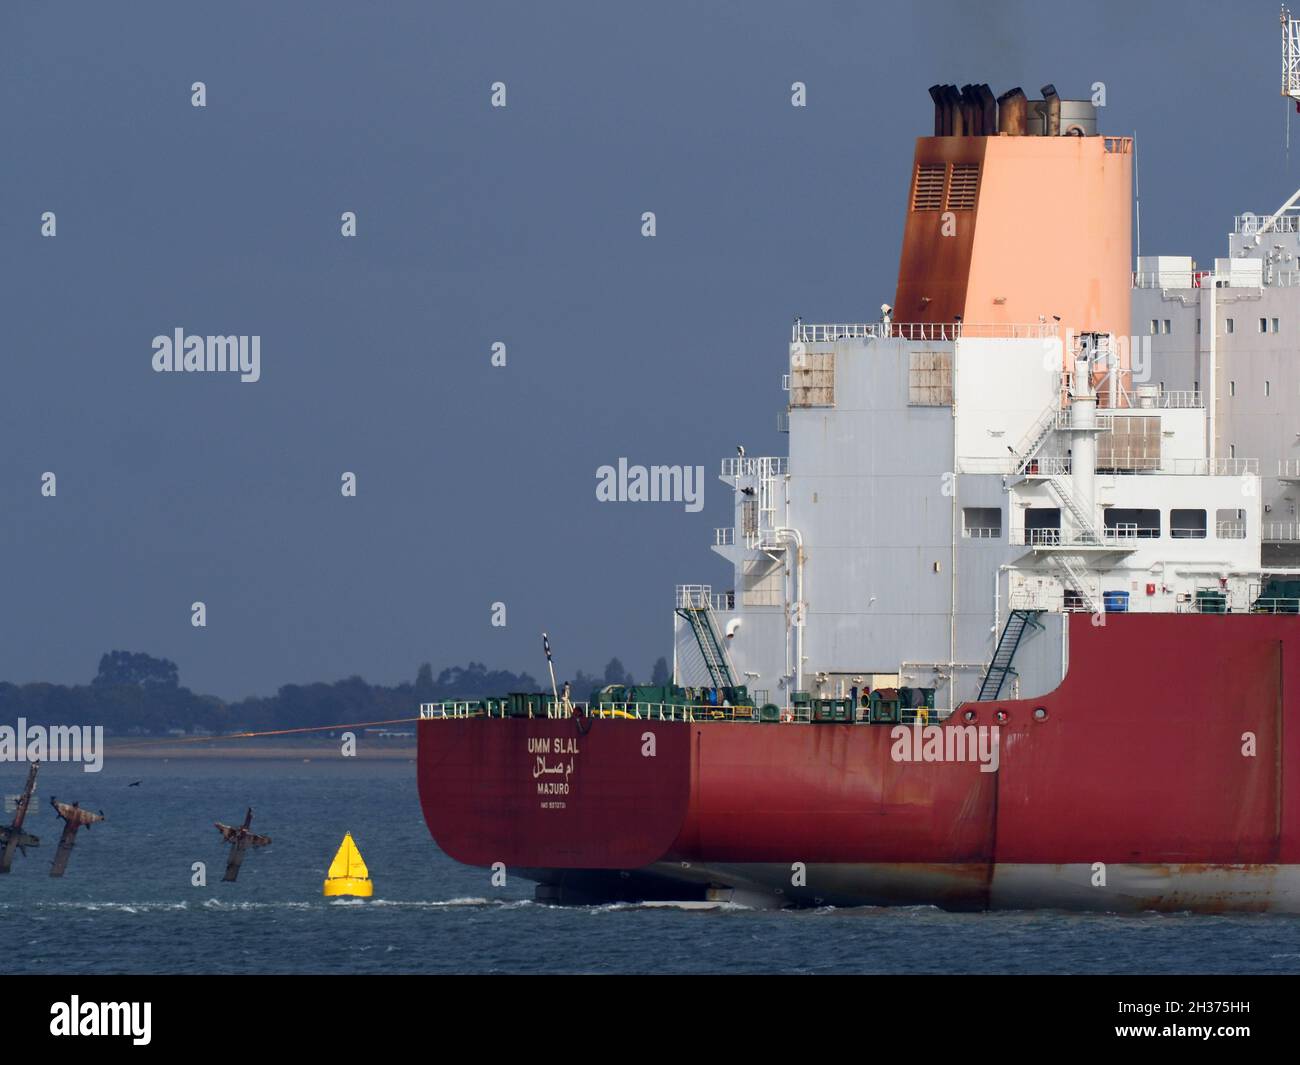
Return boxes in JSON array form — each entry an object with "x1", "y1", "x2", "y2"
[
  {"x1": 215, "y1": 807, "x2": 271, "y2": 882},
  {"x1": 0, "y1": 762, "x2": 41, "y2": 873},
  {"x1": 49, "y1": 797, "x2": 104, "y2": 878}
]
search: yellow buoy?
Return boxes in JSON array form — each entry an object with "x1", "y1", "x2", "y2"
[{"x1": 323, "y1": 832, "x2": 373, "y2": 897}]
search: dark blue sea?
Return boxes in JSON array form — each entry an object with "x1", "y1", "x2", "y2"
[{"x1": 3, "y1": 756, "x2": 1298, "y2": 975}]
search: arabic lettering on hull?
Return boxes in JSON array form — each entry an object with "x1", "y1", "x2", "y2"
[{"x1": 527, "y1": 736, "x2": 580, "y2": 808}]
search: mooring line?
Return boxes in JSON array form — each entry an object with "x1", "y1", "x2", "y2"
[{"x1": 108, "y1": 717, "x2": 422, "y2": 747}]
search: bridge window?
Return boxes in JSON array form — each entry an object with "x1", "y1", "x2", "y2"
[{"x1": 1170, "y1": 509, "x2": 1207, "y2": 539}]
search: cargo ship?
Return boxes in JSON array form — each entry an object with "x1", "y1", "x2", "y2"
[{"x1": 418, "y1": 69, "x2": 1300, "y2": 912}]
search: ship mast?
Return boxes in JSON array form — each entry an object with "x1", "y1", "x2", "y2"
[{"x1": 1284, "y1": 6, "x2": 1300, "y2": 102}]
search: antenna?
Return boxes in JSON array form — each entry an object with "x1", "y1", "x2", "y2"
[
  {"x1": 1133, "y1": 130, "x2": 1141, "y2": 261},
  {"x1": 1285, "y1": 6, "x2": 1300, "y2": 170}
]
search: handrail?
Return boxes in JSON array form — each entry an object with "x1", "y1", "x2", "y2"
[
  {"x1": 1167, "y1": 457, "x2": 1259, "y2": 476},
  {"x1": 720, "y1": 456, "x2": 789, "y2": 478},
  {"x1": 792, "y1": 321, "x2": 1059, "y2": 344},
  {"x1": 420, "y1": 698, "x2": 954, "y2": 726},
  {"x1": 1263, "y1": 522, "x2": 1300, "y2": 541}
]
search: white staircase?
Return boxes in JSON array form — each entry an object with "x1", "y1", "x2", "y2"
[
  {"x1": 1010, "y1": 400, "x2": 1062, "y2": 473},
  {"x1": 1052, "y1": 555, "x2": 1100, "y2": 613},
  {"x1": 1045, "y1": 477, "x2": 1103, "y2": 545}
]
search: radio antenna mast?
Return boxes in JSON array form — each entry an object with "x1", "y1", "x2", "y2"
[{"x1": 1284, "y1": 6, "x2": 1300, "y2": 101}]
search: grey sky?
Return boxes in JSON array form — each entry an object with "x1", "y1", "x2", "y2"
[{"x1": 1, "y1": 1, "x2": 1290, "y2": 697}]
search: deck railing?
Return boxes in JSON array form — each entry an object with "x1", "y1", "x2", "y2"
[
  {"x1": 720, "y1": 456, "x2": 789, "y2": 478},
  {"x1": 792, "y1": 321, "x2": 1058, "y2": 344},
  {"x1": 1263, "y1": 522, "x2": 1300, "y2": 542},
  {"x1": 419, "y1": 700, "x2": 952, "y2": 726}
]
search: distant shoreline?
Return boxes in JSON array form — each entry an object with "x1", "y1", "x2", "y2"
[{"x1": 105, "y1": 738, "x2": 416, "y2": 760}]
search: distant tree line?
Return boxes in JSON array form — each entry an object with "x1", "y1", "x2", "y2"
[{"x1": 0, "y1": 651, "x2": 674, "y2": 736}]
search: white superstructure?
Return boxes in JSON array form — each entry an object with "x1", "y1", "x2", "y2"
[{"x1": 675, "y1": 323, "x2": 1271, "y2": 711}]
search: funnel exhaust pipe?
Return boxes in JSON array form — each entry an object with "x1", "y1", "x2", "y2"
[
  {"x1": 1040, "y1": 83, "x2": 1060, "y2": 136},
  {"x1": 974, "y1": 84, "x2": 996, "y2": 135},
  {"x1": 945, "y1": 84, "x2": 965, "y2": 136},
  {"x1": 997, "y1": 87, "x2": 1027, "y2": 135},
  {"x1": 928, "y1": 84, "x2": 946, "y2": 136}
]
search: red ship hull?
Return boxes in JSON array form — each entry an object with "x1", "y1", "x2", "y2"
[{"x1": 418, "y1": 615, "x2": 1300, "y2": 911}]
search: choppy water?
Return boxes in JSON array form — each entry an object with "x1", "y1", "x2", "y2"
[{"x1": 1, "y1": 757, "x2": 1298, "y2": 974}]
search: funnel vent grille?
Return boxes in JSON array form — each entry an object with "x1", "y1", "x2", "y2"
[{"x1": 911, "y1": 163, "x2": 945, "y2": 211}]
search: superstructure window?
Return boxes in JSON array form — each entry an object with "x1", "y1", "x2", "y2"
[
  {"x1": 1104, "y1": 508, "x2": 1160, "y2": 539},
  {"x1": 1170, "y1": 509, "x2": 1207, "y2": 539},
  {"x1": 789, "y1": 350, "x2": 835, "y2": 408},
  {"x1": 1024, "y1": 507, "x2": 1061, "y2": 546},
  {"x1": 1097, "y1": 415, "x2": 1160, "y2": 471},
  {"x1": 962, "y1": 507, "x2": 1001, "y2": 539},
  {"x1": 741, "y1": 557, "x2": 784, "y2": 607},
  {"x1": 908, "y1": 351, "x2": 952, "y2": 406},
  {"x1": 1216, "y1": 508, "x2": 1246, "y2": 539},
  {"x1": 1226, "y1": 318, "x2": 1235, "y2": 334}
]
